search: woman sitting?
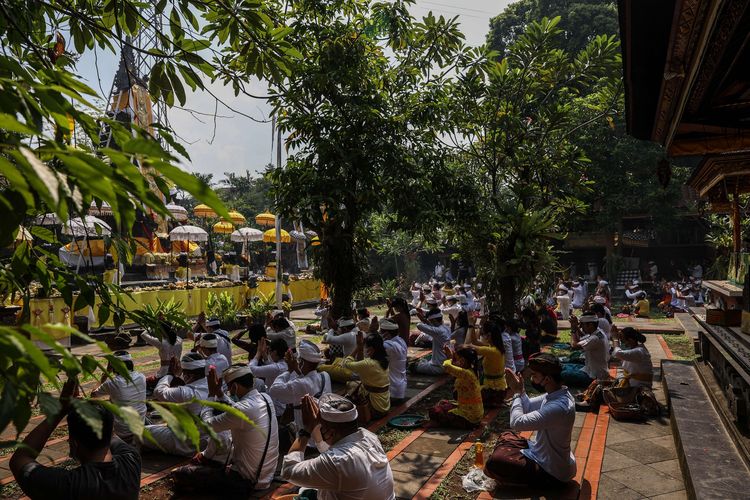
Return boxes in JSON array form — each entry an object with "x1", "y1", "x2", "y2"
[
  {"x1": 612, "y1": 327, "x2": 653, "y2": 388},
  {"x1": 429, "y1": 345, "x2": 484, "y2": 429},
  {"x1": 450, "y1": 310, "x2": 471, "y2": 346},
  {"x1": 342, "y1": 332, "x2": 391, "y2": 422},
  {"x1": 470, "y1": 320, "x2": 508, "y2": 408}
]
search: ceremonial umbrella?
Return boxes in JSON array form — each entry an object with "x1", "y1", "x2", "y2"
[
  {"x1": 255, "y1": 211, "x2": 276, "y2": 227},
  {"x1": 289, "y1": 230, "x2": 307, "y2": 242},
  {"x1": 193, "y1": 204, "x2": 217, "y2": 218},
  {"x1": 227, "y1": 210, "x2": 246, "y2": 225},
  {"x1": 88, "y1": 201, "x2": 114, "y2": 216},
  {"x1": 15, "y1": 226, "x2": 32, "y2": 242},
  {"x1": 263, "y1": 228, "x2": 290, "y2": 243},
  {"x1": 230, "y1": 227, "x2": 263, "y2": 242},
  {"x1": 166, "y1": 203, "x2": 189, "y2": 222},
  {"x1": 169, "y1": 225, "x2": 208, "y2": 242},
  {"x1": 34, "y1": 213, "x2": 63, "y2": 226},
  {"x1": 63, "y1": 216, "x2": 112, "y2": 237},
  {"x1": 213, "y1": 221, "x2": 235, "y2": 234}
]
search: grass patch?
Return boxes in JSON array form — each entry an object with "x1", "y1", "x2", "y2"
[
  {"x1": 662, "y1": 333, "x2": 696, "y2": 360},
  {"x1": 377, "y1": 427, "x2": 412, "y2": 452}
]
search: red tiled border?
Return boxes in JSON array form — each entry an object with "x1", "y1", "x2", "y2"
[
  {"x1": 657, "y1": 335, "x2": 675, "y2": 360},
  {"x1": 412, "y1": 407, "x2": 502, "y2": 499},
  {"x1": 265, "y1": 374, "x2": 450, "y2": 499}
]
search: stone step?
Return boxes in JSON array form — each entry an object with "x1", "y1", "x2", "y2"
[
  {"x1": 673, "y1": 312, "x2": 704, "y2": 340},
  {"x1": 662, "y1": 360, "x2": 750, "y2": 499}
]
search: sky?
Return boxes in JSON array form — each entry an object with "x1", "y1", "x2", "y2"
[{"x1": 77, "y1": 1, "x2": 513, "y2": 181}]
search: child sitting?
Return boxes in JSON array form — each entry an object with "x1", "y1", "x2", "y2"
[{"x1": 429, "y1": 345, "x2": 484, "y2": 429}]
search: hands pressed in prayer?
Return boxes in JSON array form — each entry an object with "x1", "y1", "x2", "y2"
[
  {"x1": 285, "y1": 349, "x2": 300, "y2": 374},
  {"x1": 207, "y1": 367, "x2": 222, "y2": 398},
  {"x1": 257, "y1": 337, "x2": 268, "y2": 359},
  {"x1": 59, "y1": 375, "x2": 79, "y2": 413},
  {"x1": 301, "y1": 394, "x2": 321, "y2": 433},
  {"x1": 169, "y1": 356, "x2": 182, "y2": 378},
  {"x1": 505, "y1": 368, "x2": 525, "y2": 395},
  {"x1": 442, "y1": 343, "x2": 453, "y2": 361}
]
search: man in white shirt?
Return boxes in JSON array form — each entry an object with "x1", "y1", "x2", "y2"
[
  {"x1": 268, "y1": 340, "x2": 332, "y2": 450},
  {"x1": 197, "y1": 333, "x2": 229, "y2": 377},
  {"x1": 266, "y1": 315, "x2": 297, "y2": 348},
  {"x1": 571, "y1": 280, "x2": 585, "y2": 309},
  {"x1": 250, "y1": 337, "x2": 289, "y2": 415},
  {"x1": 281, "y1": 393, "x2": 395, "y2": 499},
  {"x1": 380, "y1": 319, "x2": 408, "y2": 403},
  {"x1": 440, "y1": 295, "x2": 463, "y2": 330},
  {"x1": 412, "y1": 308, "x2": 451, "y2": 375},
  {"x1": 556, "y1": 285, "x2": 571, "y2": 320},
  {"x1": 144, "y1": 353, "x2": 228, "y2": 457},
  {"x1": 323, "y1": 318, "x2": 358, "y2": 357},
  {"x1": 485, "y1": 353, "x2": 576, "y2": 487},
  {"x1": 201, "y1": 318, "x2": 233, "y2": 364},
  {"x1": 171, "y1": 365, "x2": 279, "y2": 495},
  {"x1": 90, "y1": 350, "x2": 147, "y2": 441},
  {"x1": 568, "y1": 313, "x2": 610, "y2": 386},
  {"x1": 589, "y1": 303, "x2": 612, "y2": 346}
]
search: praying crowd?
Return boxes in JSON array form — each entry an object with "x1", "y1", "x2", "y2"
[{"x1": 9, "y1": 273, "x2": 660, "y2": 500}]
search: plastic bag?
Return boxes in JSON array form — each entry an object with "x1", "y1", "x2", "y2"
[{"x1": 462, "y1": 467, "x2": 497, "y2": 493}]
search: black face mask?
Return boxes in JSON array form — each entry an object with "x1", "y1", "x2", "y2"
[{"x1": 531, "y1": 381, "x2": 546, "y2": 393}]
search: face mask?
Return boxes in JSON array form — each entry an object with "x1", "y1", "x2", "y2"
[
  {"x1": 531, "y1": 381, "x2": 546, "y2": 393},
  {"x1": 230, "y1": 393, "x2": 240, "y2": 402}
]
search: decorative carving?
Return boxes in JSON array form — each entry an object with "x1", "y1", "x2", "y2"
[
  {"x1": 687, "y1": 0, "x2": 750, "y2": 114},
  {"x1": 652, "y1": 0, "x2": 710, "y2": 143}
]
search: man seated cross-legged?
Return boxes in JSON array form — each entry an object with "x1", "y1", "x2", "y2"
[{"x1": 484, "y1": 353, "x2": 576, "y2": 489}]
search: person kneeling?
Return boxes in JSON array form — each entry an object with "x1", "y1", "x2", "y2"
[
  {"x1": 484, "y1": 353, "x2": 576, "y2": 488},
  {"x1": 171, "y1": 365, "x2": 279, "y2": 496},
  {"x1": 429, "y1": 346, "x2": 484, "y2": 429}
]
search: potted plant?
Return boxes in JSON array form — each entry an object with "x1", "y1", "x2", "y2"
[
  {"x1": 130, "y1": 298, "x2": 190, "y2": 341},
  {"x1": 243, "y1": 291, "x2": 276, "y2": 324},
  {"x1": 206, "y1": 291, "x2": 239, "y2": 330}
]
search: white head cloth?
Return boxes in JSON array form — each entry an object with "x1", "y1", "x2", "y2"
[
  {"x1": 199, "y1": 334, "x2": 218, "y2": 348},
  {"x1": 318, "y1": 393, "x2": 358, "y2": 423},
  {"x1": 593, "y1": 296, "x2": 606, "y2": 304},
  {"x1": 379, "y1": 318, "x2": 399, "y2": 331},
  {"x1": 223, "y1": 365, "x2": 254, "y2": 383},
  {"x1": 298, "y1": 340, "x2": 325, "y2": 363},
  {"x1": 205, "y1": 318, "x2": 220, "y2": 327},
  {"x1": 113, "y1": 350, "x2": 132, "y2": 362},
  {"x1": 427, "y1": 311, "x2": 443, "y2": 320},
  {"x1": 579, "y1": 314, "x2": 599, "y2": 324},
  {"x1": 181, "y1": 354, "x2": 206, "y2": 370},
  {"x1": 338, "y1": 317, "x2": 356, "y2": 328}
]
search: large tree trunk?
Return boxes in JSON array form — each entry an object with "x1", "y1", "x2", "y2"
[
  {"x1": 499, "y1": 275, "x2": 516, "y2": 317},
  {"x1": 318, "y1": 222, "x2": 356, "y2": 319}
]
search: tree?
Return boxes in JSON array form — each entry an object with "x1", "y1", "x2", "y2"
[
  {"x1": 0, "y1": 0, "x2": 295, "y2": 443},
  {"x1": 268, "y1": 0, "x2": 471, "y2": 317},
  {"x1": 446, "y1": 17, "x2": 622, "y2": 314},
  {"x1": 487, "y1": 0, "x2": 618, "y2": 56}
]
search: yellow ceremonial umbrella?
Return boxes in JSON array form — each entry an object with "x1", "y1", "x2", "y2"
[
  {"x1": 213, "y1": 220, "x2": 235, "y2": 234},
  {"x1": 194, "y1": 204, "x2": 217, "y2": 218},
  {"x1": 227, "y1": 210, "x2": 246, "y2": 225},
  {"x1": 255, "y1": 211, "x2": 276, "y2": 227},
  {"x1": 263, "y1": 228, "x2": 290, "y2": 243}
]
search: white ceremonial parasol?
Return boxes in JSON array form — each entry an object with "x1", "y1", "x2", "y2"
[
  {"x1": 88, "y1": 201, "x2": 113, "y2": 217},
  {"x1": 289, "y1": 230, "x2": 308, "y2": 242},
  {"x1": 63, "y1": 216, "x2": 112, "y2": 237},
  {"x1": 230, "y1": 227, "x2": 263, "y2": 243},
  {"x1": 34, "y1": 213, "x2": 63, "y2": 226},
  {"x1": 169, "y1": 225, "x2": 208, "y2": 242},
  {"x1": 166, "y1": 203, "x2": 189, "y2": 222}
]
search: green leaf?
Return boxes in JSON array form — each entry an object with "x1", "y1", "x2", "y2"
[
  {"x1": 71, "y1": 399, "x2": 104, "y2": 439},
  {"x1": 37, "y1": 392, "x2": 62, "y2": 422},
  {"x1": 0, "y1": 113, "x2": 38, "y2": 135}
]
